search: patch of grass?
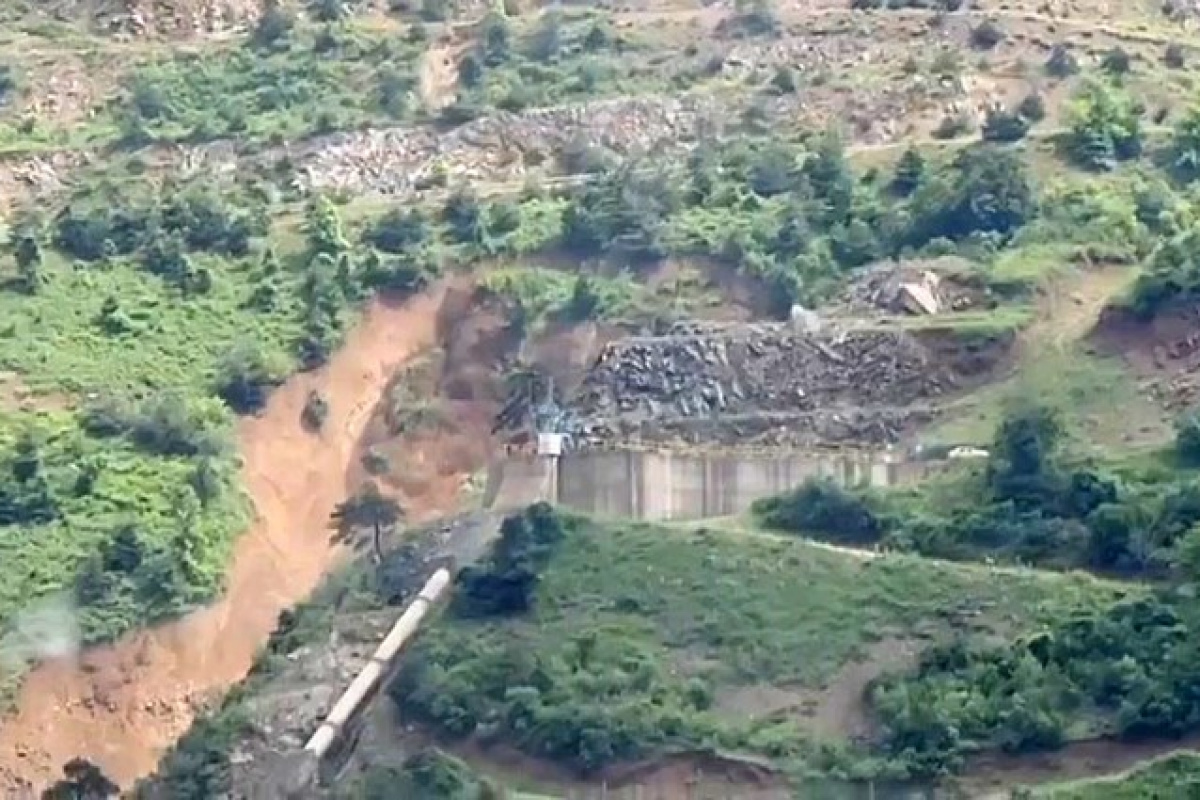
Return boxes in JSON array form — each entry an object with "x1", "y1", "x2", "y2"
[
  {"x1": 1033, "y1": 752, "x2": 1200, "y2": 798},
  {"x1": 106, "y1": 22, "x2": 422, "y2": 146},
  {"x1": 477, "y1": 265, "x2": 638, "y2": 326},
  {"x1": 987, "y1": 244, "x2": 1078, "y2": 293},
  {"x1": 0, "y1": 252, "x2": 302, "y2": 397},
  {"x1": 0, "y1": 406, "x2": 246, "y2": 699},
  {"x1": 393, "y1": 516, "x2": 1128, "y2": 776},
  {"x1": 928, "y1": 345, "x2": 1166, "y2": 454}
]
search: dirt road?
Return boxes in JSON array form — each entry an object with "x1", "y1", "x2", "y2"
[{"x1": 0, "y1": 288, "x2": 449, "y2": 795}]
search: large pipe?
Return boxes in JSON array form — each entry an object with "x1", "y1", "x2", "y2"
[{"x1": 304, "y1": 568, "x2": 452, "y2": 759}]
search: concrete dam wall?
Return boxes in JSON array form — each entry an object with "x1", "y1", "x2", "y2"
[{"x1": 490, "y1": 449, "x2": 932, "y2": 521}]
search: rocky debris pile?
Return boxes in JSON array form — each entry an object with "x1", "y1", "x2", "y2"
[
  {"x1": 0, "y1": 150, "x2": 91, "y2": 201},
  {"x1": 211, "y1": 512, "x2": 502, "y2": 799},
  {"x1": 564, "y1": 319, "x2": 1010, "y2": 448},
  {"x1": 574, "y1": 323, "x2": 955, "y2": 420},
  {"x1": 93, "y1": 0, "x2": 259, "y2": 36},
  {"x1": 830, "y1": 257, "x2": 991, "y2": 317},
  {"x1": 292, "y1": 94, "x2": 726, "y2": 195},
  {"x1": 576, "y1": 406, "x2": 940, "y2": 449}
]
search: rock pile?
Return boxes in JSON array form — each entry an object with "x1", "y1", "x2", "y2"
[
  {"x1": 830, "y1": 257, "x2": 991, "y2": 317},
  {"x1": 577, "y1": 406, "x2": 940, "y2": 449},
  {"x1": 565, "y1": 320, "x2": 1006, "y2": 448},
  {"x1": 292, "y1": 94, "x2": 727, "y2": 195},
  {"x1": 574, "y1": 323, "x2": 952, "y2": 419}
]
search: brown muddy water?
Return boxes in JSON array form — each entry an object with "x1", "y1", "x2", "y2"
[{"x1": 489, "y1": 448, "x2": 936, "y2": 519}]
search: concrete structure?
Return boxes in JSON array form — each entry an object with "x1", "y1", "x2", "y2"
[{"x1": 489, "y1": 449, "x2": 933, "y2": 520}]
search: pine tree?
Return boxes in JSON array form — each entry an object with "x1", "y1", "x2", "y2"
[
  {"x1": 13, "y1": 233, "x2": 42, "y2": 293},
  {"x1": 891, "y1": 147, "x2": 925, "y2": 196}
]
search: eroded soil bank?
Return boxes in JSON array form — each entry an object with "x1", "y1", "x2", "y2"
[{"x1": 0, "y1": 288, "x2": 450, "y2": 794}]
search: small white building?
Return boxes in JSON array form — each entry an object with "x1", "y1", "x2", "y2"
[{"x1": 537, "y1": 432, "x2": 565, "y2": 457}]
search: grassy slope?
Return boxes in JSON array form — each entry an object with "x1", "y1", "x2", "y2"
[
  {"x1": 400, "y1": 517, "x2": 1131, "y2": 779},
  {"x1": 530, "y1": 521, "x2": 1124, "y2": 687},
  {"x1": 0, "y1": 212, "x2": 313, "y2": 686},
  {"x1": 1035, "y1": 753, "x2": 1200, "y2": 798}
]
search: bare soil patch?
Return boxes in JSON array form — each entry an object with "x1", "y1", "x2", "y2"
[
  {"x1": 0, "y1": 371, "x2": 72, "y2": 414},
  {"x1": 1093, "y1": 302, "x2": 1200, "y2": 414},
  {"x1": 805, "y1": 637, "x2": 922, "y2": 740},
  {"x1": 713, "y1": 637, "x2": 922, "y2": 741}
]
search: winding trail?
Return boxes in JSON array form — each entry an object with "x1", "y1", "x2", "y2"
[{"x1": 0, "y1": 287, "x2": 449, "y2": 795}]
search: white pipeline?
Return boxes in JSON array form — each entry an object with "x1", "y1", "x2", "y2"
[{"x1": 303, "y1": 567, "x2": 452, "y2": 759}]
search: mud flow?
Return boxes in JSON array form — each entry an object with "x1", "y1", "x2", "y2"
[{"x1": 0, "y1": 289, "x2": 450, "y2": 794}]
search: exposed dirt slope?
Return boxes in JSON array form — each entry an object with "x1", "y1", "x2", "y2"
[{"x1": 0, "y1": 287, "x2": 450, "y2": 795}]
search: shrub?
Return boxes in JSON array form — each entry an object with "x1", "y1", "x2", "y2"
[
  {"x1": 932, "y1": 113, "x2": 973, "y2": 140},
  {"x1": 891, "y1": 147, "x2": 925, "y2": 195},
  {"x1": 301, "y1": 390, "x2": 329, "y2": 432},
  {"x1": 41, "y1": 758, "x2": 120, "y2": 800},
  {"x1": 982, "y1": 105, "x2": 1031, "y2": 142},
  {"x1": 453, "y1": 503, "x2": 568, "y2": 617},
  {"x1": 1165, "y1": 43, "x2": 1186, "y2": 69},
  {"x1": 1017, "y1": 92, "x2": 1046, "y2": 122},
  {"x1": 753, "y1": 478, "x2": 884, "y2": 545},
  {"x1": 769, "y1": 65, "x2": 798, "y2": 94},
  {"x1": 1064, "y1": 83, "x2": 1142, "y2": 170},
  {"x1": 970, "y1": 19, "x2": 1005, "y2": 49},
  {"x1": 1045, "y1": 44, "x2": 1079, "y2": 78},
  {"x1": 1101, "y1": 46, "x2": 1132, "y2": 75},
  {"x1": 1176, "y1": 411, "x2": 1200, "y2": 466},
  {"x1": 213, "y1": 341, "x2": 286, "y2": 414},
  {"x1": 252, "y1": 0, "x2": 293, "y2": 48}
]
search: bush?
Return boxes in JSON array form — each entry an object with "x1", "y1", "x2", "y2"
[
  {"x1": 1165, "y1": 43, "x2": 1186, "y2": 69},
  {"x1": 213, "y1": 341, "x2": 286, "y2": 414},
  {"x1": 753, "y1": 478, "x2": 884, "y2": 545},
  {"x1": 352, "y1": 750, "x2": 502, "y2": 800},
  {"x1": 1064, "y1": 83, "x2": 1142, "y2": 170},
  {"x1": 41, "y1": 758, "x2": 120, "y2": 800},
  {"x1": 1045, "y1": 44, "x2": 1079, "y2": 78},
  {"x1": 82, "y1": 394, "x2": 227, "y2": 458},
  {"x1": 453, "y1": 503, "x2": 568, "y2": 617},
  {"x1": 1177, "y1": 411, "x2": 1200, "y2": 466},
  {"x1": 932, "y1": 113, "x2": 973, "y2": 140},
  {"x1": 970, "y1": 19, "x2": 1005, "y2": 49},
  {"x1": 1017, "y1": 92, "x2": 1046, "y2": 122},
  {"x1": 252, "y1": 0, "x2": 293, "y2": 48},
  {"x1": 368, "y1": 207, "x2": 431, "y2": 254},
  {"x1": 982, "y1": 105, "x2": 1031, "y2": 142},
  {"x1": 1101, "y1": 46, "x2": 1133, "y2": 75},
  {"x1": 301, "y1": 390, "x2": 329, "y2": 432}
]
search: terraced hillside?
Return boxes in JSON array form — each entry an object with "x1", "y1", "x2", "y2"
[{"x1": 2, "y1": 0, "x2": 1200, "y2": 796}]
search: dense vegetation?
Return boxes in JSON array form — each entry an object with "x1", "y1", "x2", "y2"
[
  {"x1": 0, "y1": 174, "x2": 418, "y2": 692},
  {"x1": 756, "y1": 403, "x2": 1200, "y2": 577},
  {"x1": 389, "y1": 506, "x2": 1122, "y2": 780},
  {"x1": 873, "y1": 595, "x2": 1200, "y2": 776},
  {"x1": 756, "y1": 404, "x2": 1200, "y2": 777},
  {"x1": 373, "y1": 77, "x2": 1200, "y2": 328}
]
